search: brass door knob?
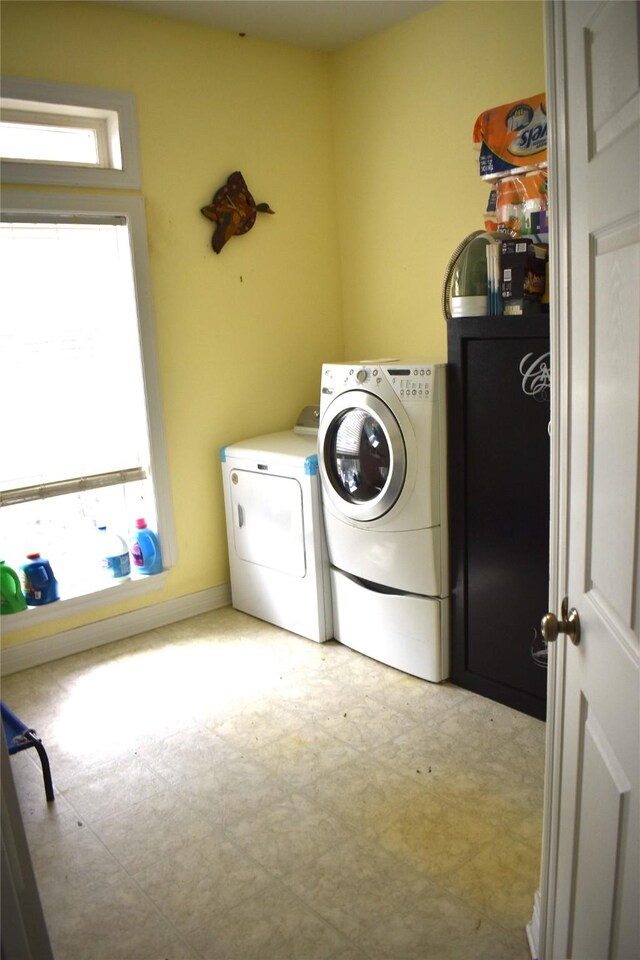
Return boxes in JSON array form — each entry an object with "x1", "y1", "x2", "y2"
[{"x1": 541, "y1": 598, "x2": 581, "y2": 646}]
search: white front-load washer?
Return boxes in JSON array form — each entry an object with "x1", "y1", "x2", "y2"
[
  {"x1": 318, "y1": 361, "x2": 449, "y2": 680},
  {"x1": 221, "y1": 406, "x2": 332, "y2": 643}
]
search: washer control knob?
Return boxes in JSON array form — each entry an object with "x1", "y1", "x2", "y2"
[{"x1": 356, "y1": 368, "x2": 368, "y2": 383}]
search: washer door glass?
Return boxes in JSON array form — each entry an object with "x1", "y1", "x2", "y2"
[
  {"x1": 321, "y1": 392, "x2": 406, "y2": 521},
  {"x1": 330, "y1": 409, "x2": 389, "y2": 502}
]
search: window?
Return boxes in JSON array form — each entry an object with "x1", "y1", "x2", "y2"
[
  {"x1": 0, "y1": 192, "x2": 175, "y2": 606},
  {"x1": 1, "y1": 216, "x2": 149, "y2": 493},
  {"x1": 0, "y1": 77, "x2": 140, "y2": 188},
  {"x1": 1, "y1": 111, "x2": 111, "y2": 166}
]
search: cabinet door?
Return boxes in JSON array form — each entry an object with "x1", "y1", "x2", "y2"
[{"x1": 448, "y1": 317, "x2": 550, "y2": 719}]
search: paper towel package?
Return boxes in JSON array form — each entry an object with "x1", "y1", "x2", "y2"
[{"x1": 474, "y1": 93, "x2": 547, "y2": 180}]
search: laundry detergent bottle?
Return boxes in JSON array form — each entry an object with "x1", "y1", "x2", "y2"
[
  {"x1": 130, "y1": 519, "x2": 163, "y2": 575},
  {"x1": 20, "y1": 553, "x2": 59, "y2": 605},
  {"x1": 1, "y1": 561, "x2": 28, "y2": 614},
  {"x1": 97, "y1": 526, "x2": 131, "y2": 580}
]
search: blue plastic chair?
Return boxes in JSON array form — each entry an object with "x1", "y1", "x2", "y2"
[{"x1": 1, "y1": 701, "x2": 54, "y2": 802}]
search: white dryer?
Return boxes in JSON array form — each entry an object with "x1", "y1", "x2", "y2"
[
  {"x1": 221, "y1": 406, "x2": 332, "y2": 643},
  {"x1": 318, "y1": 361, "x2": 449, "y2": 680}
]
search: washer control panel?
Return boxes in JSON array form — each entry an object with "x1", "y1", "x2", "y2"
[
  {"x1": 386, "y1": 365, "x2": 433, "y2": 401},
  {"x1": 321, "y1": 362, "x2": 437, "y2": 402}
]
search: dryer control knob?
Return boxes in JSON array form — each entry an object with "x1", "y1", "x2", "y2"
[{"x1": 356, "y1": 368, "x2": 368, "y2": 383}]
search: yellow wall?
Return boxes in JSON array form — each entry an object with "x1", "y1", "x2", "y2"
[
  {"x1": 1, "y1": 1, "x2": 343, "y2": 645},
  {"x1": 1, "y1": 0, "x2": 545, "y2": 649},
  {"x1": 332, "y1": 0, "x2": 546, "y2": 360}
]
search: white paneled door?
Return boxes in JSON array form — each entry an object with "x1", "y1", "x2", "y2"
[{"x1": 542, "y1": 2, "x2": 639, "y2": 958}]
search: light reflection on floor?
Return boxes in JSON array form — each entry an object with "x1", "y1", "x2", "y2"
[{"x1": 4, "y1": 606, "x2": 544, "y2": 960}]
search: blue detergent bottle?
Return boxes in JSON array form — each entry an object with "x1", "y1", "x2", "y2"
[
  {"x1": 130, "y1": 519, "x2": 163, "y2": 575},
  {"x1": 20, "y1": 553, "x2": 59, "y2": 605}
]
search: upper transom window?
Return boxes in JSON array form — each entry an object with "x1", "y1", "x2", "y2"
[{"x1": 0, "y1": 77, "x2": 140, "y2": 188}]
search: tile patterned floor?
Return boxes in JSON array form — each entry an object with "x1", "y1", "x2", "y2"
[{"x1": 2, "y1": 607, "x2": 545, "y2": 959}]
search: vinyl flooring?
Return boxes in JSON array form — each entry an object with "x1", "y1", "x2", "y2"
[{"x1": 2, "y1": 606, "x2": 545, "y2": 959}]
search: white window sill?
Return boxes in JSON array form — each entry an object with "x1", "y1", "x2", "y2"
[{"x1": 0, "y1": 571, "x2": 167, "y2": 635}]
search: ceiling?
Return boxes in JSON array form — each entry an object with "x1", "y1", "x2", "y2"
[{"x1": 102, "y1": 0, "x2": 440, "y2": 52}]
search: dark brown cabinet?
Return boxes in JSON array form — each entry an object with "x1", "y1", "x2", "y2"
[{"x1": 447, "y1": 315, "x2": 550, "y2": 720}]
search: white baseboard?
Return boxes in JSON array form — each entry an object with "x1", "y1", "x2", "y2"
[
  {"x1": 526, "y1": 888, "x2": 542, "y2": 960},
  {"x1": 0, "y1": 584, "x2": 231, "y2": 676}
]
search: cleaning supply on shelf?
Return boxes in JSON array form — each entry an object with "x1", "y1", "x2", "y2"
[
  {"x1": 495, "y1": 170, "x2": 548, "y2": 238},
  {"x1": 20, "y1": 553, "x2": 59, "y2": 605},
  {"x1": 98, "y1": 526, "x2": 131, "y2": 580},
  {"x1": 500, "y1": 237, "x2": 549, "y2": 316},
  {"x1": 130, "y1": 519, "x2": 163, "y2": 575},
  {"x1": 1, "y1": 560, "x2": 28, "y2": 614}
]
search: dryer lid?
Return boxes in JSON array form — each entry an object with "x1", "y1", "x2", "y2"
[{"x1": 294, "y1": 405, "x2": 320, "y2": 435}]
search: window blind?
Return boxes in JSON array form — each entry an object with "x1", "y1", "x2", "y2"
[{"x1": 0, "y1": 217, "x2": 150, "y2": 505}]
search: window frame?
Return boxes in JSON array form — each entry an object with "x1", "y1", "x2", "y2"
[
  {"x1": 0, "y1": 190, "x2": 177, "y2": 629},
  {"x1": 0, "y1": 77, "x2": 141, "y2": 188}
]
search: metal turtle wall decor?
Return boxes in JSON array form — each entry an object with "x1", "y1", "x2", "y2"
[{"x1": 201, "y1": 171, "x2": 274, "y2": 254}]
